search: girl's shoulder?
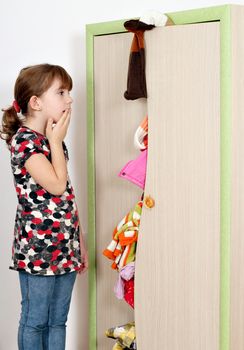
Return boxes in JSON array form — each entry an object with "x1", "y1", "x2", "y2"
[
  {"x1": 10, "y1": 126, "x2": 50, "y2": 164},
  {"x1": 11, "y1": 126, "x2": 46, "y2": 145},
  {"x1": 11, "y1": 126, "x2": 49, "y2": 151},
  {"x1": 11, "y1": 126, "x2": 68, "y2": 161}
]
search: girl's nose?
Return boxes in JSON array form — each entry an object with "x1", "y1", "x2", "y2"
[{"x1": 68, "y1": 96, "x2": 73, "y2": 104}]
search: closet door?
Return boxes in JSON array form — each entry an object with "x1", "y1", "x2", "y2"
[
  {"x1": 93, "y1": 33, "x2": 146, "y2": 349},
  {"x1": 135, "y1": 22, "x2": 220, "y2": 349}
]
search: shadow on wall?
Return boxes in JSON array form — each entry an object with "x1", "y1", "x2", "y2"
[
  {"x1": 68, "y1": 32, "x2": 89, "y2": 350},
  {"x1": 0, "y1": 144, "x2": 21, "y2": 350}
]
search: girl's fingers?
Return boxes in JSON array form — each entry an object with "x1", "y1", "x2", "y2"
[
  {"x1": 57, "y1": 109, "x2": 70, "y2": 125},
  {"x1": 46, "y1": 110, "x2": 71, "y2": 142},
  {"x1": 60, "y1": 110, "x2": 71, "y2": 131},
  {"x1": 63, "y1": 111, "x2": 71, "y2": 128}
]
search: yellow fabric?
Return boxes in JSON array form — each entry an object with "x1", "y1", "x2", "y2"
[{"x1": 106, "y1": 322, "x2": 136, "y2": 348}]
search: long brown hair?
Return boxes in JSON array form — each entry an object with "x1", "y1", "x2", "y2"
[{"x1": 0, "y1": 63, "x2": 72, "y2": 146}]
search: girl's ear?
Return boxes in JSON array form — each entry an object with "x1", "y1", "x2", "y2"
[{"x1": 29, "y1": 96, "x2": 42, "y2": 111}]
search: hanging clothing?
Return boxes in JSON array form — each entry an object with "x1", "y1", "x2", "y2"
[
  {"x1": 114, "y1": 262, "x2": 135, "y2": 308},
  {"x1": 123, "y1": 14, "x2": 172, "y2": 101},
  {"x1": 114, "y1": 262, "x2": 135, "y2": 299},
  {"x1": 134, "y1": 115, "x2": 148, "y2": 151},
  {"x1": 103, "y1": 201, "x2": 142, "y2": 270},
  {"x1": 118, "y1": 149, "x2": 147, "y2": 190},
  {"x1": 123, "y1": 20, "x2": 154, "y2": 100},
  {"x1": 124, "y1": 278, "x2": 134, "y2": 309}
]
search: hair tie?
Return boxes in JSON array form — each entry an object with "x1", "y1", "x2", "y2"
[{"x1": 13, "y1": 100, "x2": 20, "y2": 113}]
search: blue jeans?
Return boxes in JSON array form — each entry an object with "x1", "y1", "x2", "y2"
[{"x1": 18, "y1": 271, "x2": 77, "y2": 350}]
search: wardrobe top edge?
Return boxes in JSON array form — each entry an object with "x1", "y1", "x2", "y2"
[{"x1": 85, "y1": 4, "x2": 240, "y2": 28}]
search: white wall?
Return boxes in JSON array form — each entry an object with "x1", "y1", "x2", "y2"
[{"x1": 0, "y1": 0, "x2": 244, "y2": 349}]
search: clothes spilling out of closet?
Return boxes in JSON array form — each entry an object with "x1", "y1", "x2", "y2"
[
  {"x1": 102, "y1": 11, "x2": 171, "y2": 349},
  {"x1": 103, "y1": 126, "x2": 146, "y2": 348}
]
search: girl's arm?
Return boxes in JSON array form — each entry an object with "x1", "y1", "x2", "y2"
[{"x1": 25, "y1": 111, "x2": 70, "y2": 196}]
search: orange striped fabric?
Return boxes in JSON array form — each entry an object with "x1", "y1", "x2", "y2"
[{"x1": 103, "y1": 201, "x2": 143, "y2": 270}]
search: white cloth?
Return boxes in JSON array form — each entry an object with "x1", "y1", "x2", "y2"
[{"x1": 140, "y1": 10, "x2": 168, "y2": 27}]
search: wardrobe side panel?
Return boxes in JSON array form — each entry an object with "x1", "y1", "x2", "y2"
[
  {"x1": 135, "y1": 22, "x2": 220, "y2": 350},
  {"x1": 231, "y1": 6, "x2": 244, "y2": 350},
  {"x1": 94, "y1": 34, "x2": 146, "y2": 350}
]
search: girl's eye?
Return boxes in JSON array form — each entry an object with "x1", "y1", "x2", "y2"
[{"x1": 59, "y1": 91, "x2": 64, "y2": 95}]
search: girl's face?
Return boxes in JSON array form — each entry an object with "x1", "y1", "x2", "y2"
[{"x1": 38, "y1": 78, "x2": 73, "y2": 123}]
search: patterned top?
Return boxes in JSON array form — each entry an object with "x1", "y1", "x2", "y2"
[{"x1": 9, "y1": 126, "x2": 81, "y2": 275}]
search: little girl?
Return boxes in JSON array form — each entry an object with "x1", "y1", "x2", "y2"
[{"x1": 0, "y1": 63, "x2": 88, "y2": 350}]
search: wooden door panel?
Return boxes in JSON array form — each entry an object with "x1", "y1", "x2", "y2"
[{"x1": 135, "y1": 22, "x2": 220, "y2": 350}]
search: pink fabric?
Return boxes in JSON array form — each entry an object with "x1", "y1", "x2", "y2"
[
  {"x1": 114, "y1": 276, "x2": 125, "y2": 299},
  {"x1": 120, "y1": 262, "x2": 135, "y2": 280},
  {"x1": 118, "y1": 149, "x2": 147, "y2": 189},
  {"x1": 114, "y1": 262, "x2": 135, "y2": 299}
]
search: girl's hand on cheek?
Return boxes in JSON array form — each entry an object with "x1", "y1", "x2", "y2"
[{"x1": 46, "y1": 109, "x2": 71, "y2": 144}]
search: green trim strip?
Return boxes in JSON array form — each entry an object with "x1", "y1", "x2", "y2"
[
  {"x1": 86, "y1": 19, "x2": 129, "y2": 350},
  {"x1": 219, "y1": 10, "x2": 231, "y2": 350},
  {"x1": 167, "y1": 4, "x2": 229, "y2": 24},
  {"x1": 86, "y1": 5, "x2": 232, "y2": 349},
  {"x1": 219, "y1": 10, "x2": 232, "y2": 350},
  {"x1": 86, "y1": 27, "x2": 96, "y2": 350}
]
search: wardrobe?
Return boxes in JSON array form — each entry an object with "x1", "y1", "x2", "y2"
[{"x1": 86, "y1": 5, "x2": 244, "y2": 350}]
